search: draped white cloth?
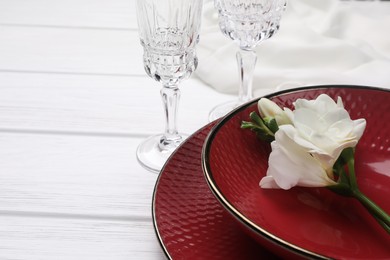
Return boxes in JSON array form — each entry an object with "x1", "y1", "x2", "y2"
[{"x1": 195, "y1": 0, "x2": 390, "y2": 97}]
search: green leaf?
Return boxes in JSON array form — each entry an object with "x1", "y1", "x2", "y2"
[
  {"x1": 267, "y1": 118, "x2": 279, "y2": 133},
  {"x1": 241, "y1": 111, "x2": 276, "y2": 142},
  {"x1": 249, "y1": 111, "x2": 265, "y2": 127},
  {"x1": 241, "y1": 121, "x2": 257, "y2": 130}
]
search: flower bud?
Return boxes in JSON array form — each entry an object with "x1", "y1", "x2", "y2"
[{"x1": 258, "y1": 98, "x2": 292, "y2": 125}]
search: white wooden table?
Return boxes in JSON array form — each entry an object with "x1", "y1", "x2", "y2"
[
  {"x1": 0, "y1": 1, "x2": 233, "y2": 259},
  {"x1": 1, "y1": 0, "x2": 389, "y2": 259}
]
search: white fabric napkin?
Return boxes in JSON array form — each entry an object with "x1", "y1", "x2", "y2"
[{"x1": 195, "y1": 0, "x2": 390, "y2": 97}]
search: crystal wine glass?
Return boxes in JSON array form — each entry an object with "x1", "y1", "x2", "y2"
[
  {"x1": 209, "y1": 0, "x2": 287, "y2": 121},
  {"x1": 136, "y1": 0, "x2": 203, "y2": 173}
]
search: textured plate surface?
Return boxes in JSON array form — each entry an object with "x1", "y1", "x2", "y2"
[
  {"x1": 203, "y1": 86, "x2": 390, "y2": 259},
  {"x1": 152, "y1": 122, "x2": 280, "y2": 259}
]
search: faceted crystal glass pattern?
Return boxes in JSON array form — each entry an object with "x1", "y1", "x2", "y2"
[
  {"x1": 215, "y1": 0, "x2": 286, "y2": 50},
  {"x1": 137, "y1": 0, "x2": 202, "y2": 86}
]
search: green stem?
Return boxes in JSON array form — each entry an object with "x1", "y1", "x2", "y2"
[
  {"x1": 335, "y1": 147, "x2": 390, "y2": 234},
  {"x1": 352, "y1": 189, "x2": 390, "y2": 231},
  {"x1": 342, "y1": 148, "x2": 358, "y2": 189},
  {"x1": 373, "y1": 215, "x2": 390, "y2": 234}
]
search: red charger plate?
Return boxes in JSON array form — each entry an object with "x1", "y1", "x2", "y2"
[{"x1": 152, "y1": 122, "x2": 280, "y2": 259}]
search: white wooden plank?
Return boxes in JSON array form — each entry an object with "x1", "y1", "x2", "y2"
[
  {"x1": 0, "y1": 215, "x2": 164, "y2": 260},
  {"x1": 0, "y1": 133, "x2": 158, "y2": 217},
  {"x1": 0, "y1": 72, "x2": 234, "y2": 135},
  {"x1": 0, "y1": 26, "x2": 143, "y2": 75},
  {"x1": 0, "y1": 74, "x2": 233, "y2": 217},
  {"x1": 0, "y1": 0, "x2": 136, "y2": 29}
]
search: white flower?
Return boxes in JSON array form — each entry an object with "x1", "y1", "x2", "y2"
[
  {"x1": 260, "y1": 94, "x2": 366, "y2": 190},
  {"x1": 291, "y1": 94, "x2": 366, "y2": 170},
  {"x1": 260, "y1": 125, "x2": 337, "y2": 189},
  {"x1": 258, "y1": 98, "x2": 293, "y2": 126}
]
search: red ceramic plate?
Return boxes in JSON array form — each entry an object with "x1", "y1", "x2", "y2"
[
  {"x1": 152, "y1": 122, "x2": 281, "y2": 259},
  {"x1": 203, "y1": 85, "x2": 390, "y2": 259}
]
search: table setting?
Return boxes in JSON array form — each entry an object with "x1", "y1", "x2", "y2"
[{"x1": 1, "y1": 0, "x2": 390, "y2": 259}]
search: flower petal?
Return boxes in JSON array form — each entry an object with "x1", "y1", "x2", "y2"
[
  {"x1": 258, "y1": 98, "x2": 283, "y2": 118},
  {"x1": 260, "y1": 127, "x2": 338, "y2": 190},
  {"x1": 259, "y1": 176, "x2": 280, "y2": 189},
  {"x1": 352, "y1": 118, "x2": 367, "y2": 141}
]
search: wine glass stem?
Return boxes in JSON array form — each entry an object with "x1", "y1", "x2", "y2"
[
  {"x1": 159, "y1": 84, "x2": 182, "y2": 151},
  {"x1": 237, "y1": 49, "x2": 257, "y2": 103}
]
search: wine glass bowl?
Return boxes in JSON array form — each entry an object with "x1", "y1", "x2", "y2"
[
  {"x1": 136, "y1": 0, "x2": 203, "y2": 173},
  {"x1": 209, "y1": 0, "x2": 287, "y2": 121},
  {"x1": 141, "y1": 30, "x2": 199, "y2": 86},
  {"x1": 216, "y1": 0, "x2": 286, "y2": 50}
]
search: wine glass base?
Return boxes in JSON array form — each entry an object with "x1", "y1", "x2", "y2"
[
  {"x1": 209, "y1": 99, "x2": 243, "y2": 122},
  {"x1": 136, "y1": 134, "x2": 188, "y2": 173}
]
